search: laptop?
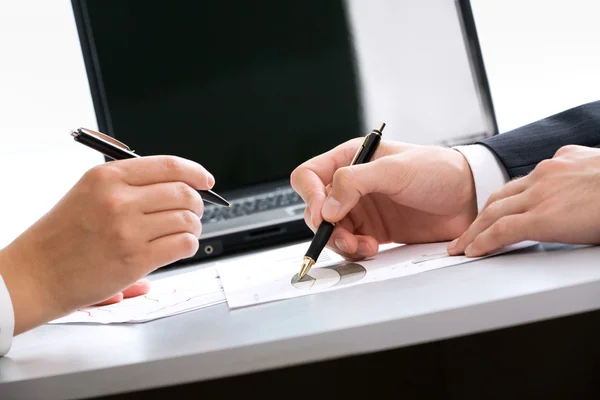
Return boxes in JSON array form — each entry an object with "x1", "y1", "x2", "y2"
[{"x1": 70, "y1": 0, "x2": 497, "y2": 264}]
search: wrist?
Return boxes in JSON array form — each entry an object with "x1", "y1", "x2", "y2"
[
  {"x1": 0, "y1": 240, "x2": 59, "y2": 335},
  {"x1": 451, "y1": 148, "x2": 478, "y2": 225},
  {"x1": 453, "y1": 144, "x2": 511, "y2": 214}
]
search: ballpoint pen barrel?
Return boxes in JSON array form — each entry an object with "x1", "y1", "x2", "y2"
[
  {"x1": 72, "y1": 128, "x2": 230, "y2": 207},
  {"x1": 305, "y1": 221, "x2": 335, "y2": 261},
  {"x1": 354, "y1": 130, "x2": 382, "y2": 165},
  {"x1": 298, "y1": 122, "x2": 385, "y2": 277},
  {"x1": 74, "y1": 132, "x2": 140, "y2": 160},
  {"x1": 202, "y1": 191, "x2": 231, "y2": 207}
]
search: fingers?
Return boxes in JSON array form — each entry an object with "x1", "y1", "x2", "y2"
[
  {"x1": 90, "y1": 279, "x2": 151, "y2": 307},
  {"x1": 299, "y1": 183, "x2": 327, "y2": 229},
  {"x1": 338, "y1": 235, "x2": 379, "y2": 259},
  {"x1": 480, "y1": 176, "x2": 529, "y2": 211},
  {"x1": 448, "y1": 193, "x2": 529, "y2": 255},
  {"x1": 122, "y1": 279, "x2": 151, "y2": 298},
  {"x1": 143, "y1": 210, "x2": 202, "y2": 241},
  {"x1": 291, "y1": 138, "x2": 393, "y2": 227},
  {"x1": 148, "y1": 232, "x2": 200, "y2": 268},
  {"x1": 303, "y1": 212, "x2": 379, "y2": 260},
  {"x1": 292, "y1": 142, "x2": 350, "y2": 226},
  {"x1": 92, "y1": 292, "x2": 124, "y2": 306},
  {"x1": 292, "y1": 139, "x2": 368, "y2": 199},
  {"x1": 448, "y1": 176, "x2": 531, "y2": 256},
  {"x1": 135, "y1": 181, "x2": 204, "y2": 216},
  {"x1": 116, "y1": 156, "x2": 215, "y2": 189},
  {"x1": 304, "y1": 206, "x2": 316, "y2": 231},
  {"x1": 321, "y1": 158, "x2": 391, "y2": 222},
  {"x1": 326, "y1": 223, "x2": 379, "y2": 260},
  {"x1": 462, "y1": 214, "x2": 531, "y2": 257}
]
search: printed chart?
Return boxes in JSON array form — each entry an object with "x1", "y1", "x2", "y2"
[{"x1": 49, "y1": 267, "x2": 225, "y2": 324}]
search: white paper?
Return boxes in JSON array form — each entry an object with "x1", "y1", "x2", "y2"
[
  {"x1": 217, "y1": 241, "x2": 536, "y2": 309},
  {"x1": 49, "y1": 266, "x2": 225, "y2": 324}
]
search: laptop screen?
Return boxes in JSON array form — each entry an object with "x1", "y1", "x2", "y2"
[
  {"x1": 79, "y1": 1, "x2": 363, "y2": 194},
  {"x1": 77, "y1": 0, "x2": 495, "y2": 194}
]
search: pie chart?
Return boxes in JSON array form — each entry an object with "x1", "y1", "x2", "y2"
[{"x1": 291, "y1": 262, "x2": 367, "y2": 291}]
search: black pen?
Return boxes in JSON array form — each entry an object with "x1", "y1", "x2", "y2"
[
  {"x1": 71, "y1": 127, "x2": 231, "y2": 207},
  {"x1": 298, "y1": 122, "x2": 385, "y2": 280}
]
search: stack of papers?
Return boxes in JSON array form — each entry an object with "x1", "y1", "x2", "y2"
[
  {"x1": 49, "y1": 240, "x2": 535, "y2": 324},
  {"x1": 49, "y1": 267, "x2": 225, "y2": 324},
  {"x1": 216, "y1": 241, "x2": 534, "y2": 309}
]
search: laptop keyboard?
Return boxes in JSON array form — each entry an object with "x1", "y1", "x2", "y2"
[{"x1": 203, "y1": 187, "x2": 304, "y2": 224}]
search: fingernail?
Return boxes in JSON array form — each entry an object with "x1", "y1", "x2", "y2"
[
  {"x1": 465, "y1": 243, "x2": 473, "y2": 256},
  {"x1": 322, "y1": 196, "x2": 341, "y2": 220},
  {"x1": 357, "y1": 241, "x2": 371, "y2": 256},
  {"x1": 448, "y1": 238, "x2": 458, "y2": 250},
  {"x1": 207, "y1": 174, "x2": 215, "y2": 188},
  {"x1": 335, "y1": 238, "x2": 350, "y2": 254}
]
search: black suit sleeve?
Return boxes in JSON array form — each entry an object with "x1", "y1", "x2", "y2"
[{"x1": 477, "y1": 100, "x2": 600, "y2": 179}]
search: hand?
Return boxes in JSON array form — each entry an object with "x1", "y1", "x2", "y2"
[
  {"x1": 290, "y1": 138, "x2": 478, "y2": 260},
  {"x1": 0, "y1": 156, "x2": 213, "y2": 334},
  {"x1": 92, "y1": 279, "x2": 151, "y2": 306},
  {"x1": 448, "y1": 145, "x2": 600, "y2": 257}
]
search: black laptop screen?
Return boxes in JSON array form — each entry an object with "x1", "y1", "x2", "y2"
[{"x1": 79, "y1": 1, "x2": 363, "y2": 193}]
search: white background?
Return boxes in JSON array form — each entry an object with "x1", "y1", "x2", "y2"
[
  {"x1": 345, "y1": 0, "x2": 490, "y2": 144},
  {"x1": 0, "y1": 0, "x2": 599, "y2": 248},
  {"x1": 471, "y1": 0, "x2": 600, "y2": 131}
]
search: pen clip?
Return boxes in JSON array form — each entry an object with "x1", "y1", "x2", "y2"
[
  {"x1": 350, "y1": 134, "x2": 370, "y2": 165},
  {"x1": 72, "y1": 128, "x2": 134, "y2": 152}
]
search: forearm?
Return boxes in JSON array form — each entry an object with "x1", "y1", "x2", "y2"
[
  {"x1": 479, "y1": 100, "x2": 600, "y2": 179},
  {"x1": 0, "y1": 245, "x2": 54, "y2": 341}
]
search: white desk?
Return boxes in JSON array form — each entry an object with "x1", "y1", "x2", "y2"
[
  {"x1": 1, "y1": 242, "x2": 599, "y2": 399},
  {"x1": 1, "y1": 3, "x2": 599, "y2": 398}
]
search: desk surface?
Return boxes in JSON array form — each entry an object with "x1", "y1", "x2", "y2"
[{"x1": 1, "y1": 242, "x2": 600, "y2": 399}]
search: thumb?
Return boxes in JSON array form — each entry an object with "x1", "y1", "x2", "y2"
[{"x1": 321, "y1": 158, "x2": 390, "y2": 222}]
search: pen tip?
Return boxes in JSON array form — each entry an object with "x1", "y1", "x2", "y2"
[
  {"x1": 298, "y1": 257, "x2": 315, "y2": 281},
  {"x1": 376, "y1": 122, "x2": 386, "y2": 133}
]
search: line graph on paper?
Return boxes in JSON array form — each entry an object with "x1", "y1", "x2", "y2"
[
  {"x1": 48, "y1": 267, "x2": 226, "y2": 324},
  {"x1": 391, "y1": 251, "x2": 471, "y2": 271}
]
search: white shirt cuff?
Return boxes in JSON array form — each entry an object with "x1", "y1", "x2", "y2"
[
  {"x1": 453, "y1": 144, "x2": 510, "y2": 213},
  {"x1": 0, "y1": 273, "x2": 15, "y2": 356}
]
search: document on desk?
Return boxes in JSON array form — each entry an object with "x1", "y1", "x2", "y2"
[
  {"x1": 217, "y1": 241, "x2": 536, "y2": 309},
  {"x1": 49, "y1": 266, "x2": 225, "y2": 324}
]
